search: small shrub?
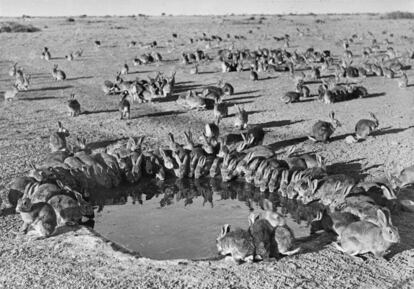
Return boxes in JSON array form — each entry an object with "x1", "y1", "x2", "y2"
[
  {"x1": 381, "y1": 11, "x2": 414, "y2": 19},
  {"x1": 0, "y1": 22, "x2": 41, "y2": 33},
  {"x1": 79, "y1": 14, "x2": 87, "y2": 18},
  {"x1": 315, "y1": 19, "x2": 325, "y2": 24},
  {"x1": 66, "y1": 17, "x2": 75, "y2": 22}
]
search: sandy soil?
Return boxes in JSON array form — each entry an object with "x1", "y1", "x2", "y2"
[{"x1": 0, "y1": 14, "x2": 414, "y2": 288}]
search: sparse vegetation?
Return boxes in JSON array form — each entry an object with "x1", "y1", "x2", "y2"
[
  {"x1": 381, "y1": 11, "x2": 414, "y2": 19},
  {"x1": 0, "y1": 22, "x2": 41, "y2": 33}
]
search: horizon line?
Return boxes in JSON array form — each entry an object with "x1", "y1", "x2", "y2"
[{"x1": 0, "y1": 11, "x2": 410, "y2": 18}]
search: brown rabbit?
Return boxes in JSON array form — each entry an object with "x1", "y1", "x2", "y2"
[
  {"x1": 16, "y1": 197, "x2": 57, "y2": 239},
  {"x1": 216, "y1": 224, "x2": 255, "y2": 263},
  {"x1": 334, "y1": 209, "x2": 400, "y2": 258},
  {"x1": 49, "y1": 121, "x2": 70, "y2": 152},
  {"x1": 308, "y1": 111, "x2": 341, "y2": 143}
]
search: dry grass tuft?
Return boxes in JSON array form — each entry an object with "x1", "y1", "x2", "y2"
[{"x1": 0, "y1": 22, "x2": 41, "y2": 33}]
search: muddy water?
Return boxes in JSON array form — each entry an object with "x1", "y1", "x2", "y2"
[{"x1": 92, "y1": 178, "x2": 322, "y2": 260}]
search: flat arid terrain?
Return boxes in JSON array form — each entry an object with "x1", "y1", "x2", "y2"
[{"x1": 0, "y1": 14, "x2": 414, "y2": 288}]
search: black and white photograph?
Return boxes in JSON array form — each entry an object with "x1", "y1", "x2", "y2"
[{"x1": 0, "y1": 0, "x2": 413, "y2": 288}]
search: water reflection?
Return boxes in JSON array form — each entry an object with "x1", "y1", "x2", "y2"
[{"x1": 89, "y1": 177, "x2": 324, "y2": 227}]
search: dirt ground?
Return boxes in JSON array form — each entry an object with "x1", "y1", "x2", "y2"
[{"x1": 0, "y1": 14, "x2": 413, "y2": 288}]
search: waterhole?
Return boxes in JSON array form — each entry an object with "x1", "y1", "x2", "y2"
[{"x1": 91, "y1": 178, "x2": 322, "y2": 260}]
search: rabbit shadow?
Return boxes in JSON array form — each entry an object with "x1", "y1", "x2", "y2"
[
  {"x1": 268, "y1": 136, "x2": 309, "y2": 151},
  {"x1": 87, "y1": 137, "x2": 128, "y2": 150},
  {"x1": 232, "y1": 90, "x2": 260, "y2": 96},
  {"x1": 173, "y1": 83, "x2": 205, "y2": 94},
  {"x1": 133, "y1": 110, "x2": 185, "y2": 119},
  {"x1": 326, "y1": 158, "x2": 375, "y2": 181},
  {"x1": 18, "y1": 96, "x2": 57, "y2": 101},
  {"x1": 28, "y1": 85, "x2": 73, "y2": 92},
  {"x1": 226, "y1": 109, "x2": 266, "y2": 118},
  {"x1": 67, "y1": 76, "x2": 94, "y2": 81},
  {"x1": 294, "y1": 232, "x2": 337, "y2": 254},
  {"x1": 255, "y1": 119, "x2": 305, "y2": 129},
  {"x1": 364, "y1": 92, "x2": 386, "y2": 98},
  {"x1": 371, "y1": 126, "x2": 414, "y2": 137},
  {"x1": 83, "y1": 109, "x2": 118, "y2": 115},
  {"x1": 226, "y1": 94, "x2": 262, "y2": 101}
]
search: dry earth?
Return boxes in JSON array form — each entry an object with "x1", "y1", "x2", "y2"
[{"x1": 0, "y1": 14, "x2": 414, "y2": 288}]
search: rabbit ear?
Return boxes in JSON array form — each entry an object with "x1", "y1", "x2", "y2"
[
  {"x1": 312, "y1": 179, "x2": 319, "y2": 193},
  {"x1": 135, "y1": 154, "x2": 143, "y2": 166},
  {"x1": 286, "y1": 145, "x2": 296, "y2": 157},
  {"x1": 343, "y1": 185, "x2": 353, "y2": 197},
  {"x1": 377, "y1": 209, "x2": 388, "y2": 227},
  {"x1": 55, "y1": 180, "x2": 65, "y2": 189},
  {"x1": 380, "y1": 185, "x2": 397, "y2": 200},
  {"x1": 316, "y1": 154, "x2": 324, "y2": 167},
  {"x1": 220, "y1": 224, "x2": 230, "y2": 237},
  {"x1": 248, "y1": 213, "x2": 259, "y2": 226},
  {"x1": 159, "y1": 148, "x2": 166, "y2": 158},
  {"x1": 334, "y1": 181, "x2": 342, "y2": 192},
  {"x1": 263, "y1": 199, "x2": 273, "y2": 211}
]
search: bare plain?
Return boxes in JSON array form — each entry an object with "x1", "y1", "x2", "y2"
[{"x1": 0, "y1": 14, "x2": 413, "y2": 288}]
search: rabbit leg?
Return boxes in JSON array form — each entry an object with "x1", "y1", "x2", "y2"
[{"x1": 19, "y1": 222, "x2": 31, "y2": 234}]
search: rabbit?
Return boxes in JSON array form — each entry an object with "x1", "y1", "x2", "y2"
[
  {"x1": 274, "y1": 225, "x2": 301, "y2": 256},
  {"x1": 216, "y1": 224, "x2": 255, "y2": 263},
  {"x1": 308, "y1": 111, "x2": 341, "y2": 142},
  {"x1": 333, "y1": 209, "x2": 400, "y2": 258},
  {"x1": 8, "y1": 62, "x2": 17, "y2": 77},
  {"x1": 47, "y1": 193, "x2": 83, "y2": 226},
  {"x1": 67, "y1": 93, "x2": 81, "y2": 117},
  {"x1": 310, "y1": 209, "x2": 360, "y2": 236},
  {"x1": 120, "y1": 62, "x2": 129, "y2": 75},
  {"x1": 383, "y1": 67, "x2": 394, "y2": 79},
  {"x1": 249, "y1": 67, "x2": 258, "y2": 81},
  {"x1": 177, "y1": 90, "x2": 206, "y2": 110},
  {"x1": 234, "y1": 104, "x2": 248, "y2": 129},
  {"x1": 94, "y1": 40, "x2": 101, "y2": 48},
  {"x1": 190, "y1": 64, "x2": 198, "y2": 75},
  {"x1": 49, "y1": 121, "x2": 70, "y2": 152},
  {"x1": 4, "y1": 84, "x2": 19, "y2": 101},
  {"x1": 102, "y1": 80, "x2": 119, "y2": 95},
  {"x1": 354, "y1": 112, "x2": 379, "y2": 140},
  {"x1": 119, "y1": 91, "x2": 131, "y2": 120},
  {"x1": 15, "y1": 197, "x2": 57, "y2": 238},
  {"x1": 52, "y1": 64, "x2": 66, "y2": 81},
  {"x1": 248, "y1": 213, "x2": 274, "y2": 261},
  {"x1": 65, "y1": 53, "x2": 74, "y2": 61},
  {"x1": 23, "y1": 182, "x2": 61, "y2": 203},
  {"x1": 218, "y1": 80, "x2": 234, "y2": 96},
  {"x1": 387, "y1": 165, "x2": 414, "y2": 189},
  {"x1": 262, "y1": 199, "x2": 286, "y2": 227},
  {"x1": 398, "y1": 72, "x2": 408, "y2": 88},
  {"x1": 268, "y1": 169, "x2": 281, "y2": 193},
  {"x1": 14, "y1": 71, "x2": 30, "y2": 91},
  {"x1": 125, "y1": 153, "x2": 143, "y2": 183},
  {"x1": 42, "y1": 47, "x2": 51, "y2": 61},
  {"x1": 213, "y1": 99, "x2": 228, "y2": 125},
  {"x1": 73, "y1": 49, "x2": 83, "y2": 58},
  {"x1": 281, "y1": 91, "x2": 301, "y2": 104}
]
